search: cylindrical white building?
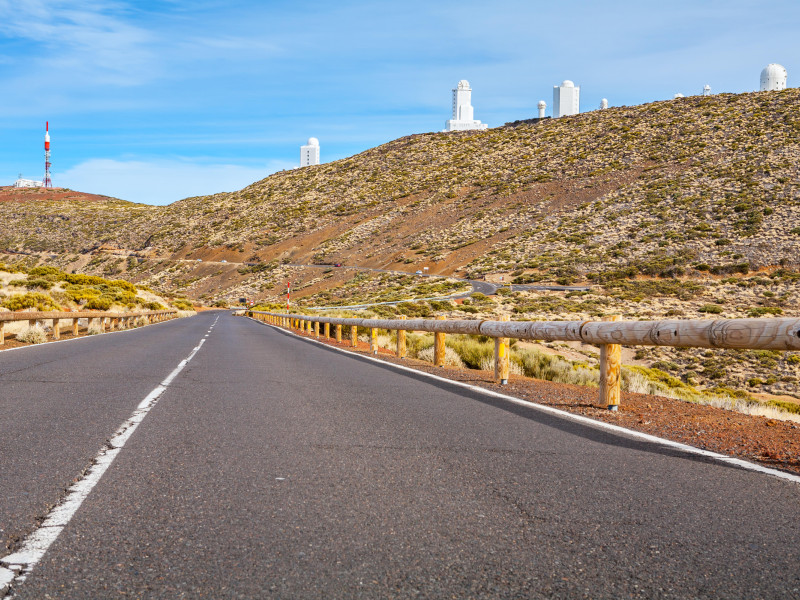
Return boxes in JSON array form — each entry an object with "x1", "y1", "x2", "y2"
[
  {"x1": 599, "y1": 98, "x2": 608, "y2": 109},
  {"x1": 537, "y1": 100, "x2": 546, "y2": 119},
  {"x1": 760, "y1": 64, "x2": 787, "y2": 91},
  {"x1": 300, "y1": 137, "x2": 320, "y2": 167},
  {"x1": 703, "y1": 84, "x2": 711, "y2": 96}
]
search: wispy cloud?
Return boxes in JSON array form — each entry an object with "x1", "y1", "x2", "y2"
[{"x1": 0, "y1": 0, "x2": 158, "y2": 87}]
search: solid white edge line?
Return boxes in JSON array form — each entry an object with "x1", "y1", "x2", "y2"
[
  {"x1": 251, "y1": 317, "x2": 800, "y2": 486},
  {"x1": 0, "y1": 336, "x2": 208, "y2": 594}
]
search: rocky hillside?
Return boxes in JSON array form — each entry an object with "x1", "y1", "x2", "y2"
[{"x1": 1, "y1": 89, "x2": 799, "y2": 301}]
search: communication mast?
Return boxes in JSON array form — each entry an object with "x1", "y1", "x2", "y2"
[{"x1": 43, "y1": 122, "x2": 52, "y2": 188}]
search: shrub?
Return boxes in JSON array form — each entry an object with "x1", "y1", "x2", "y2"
[
  {"x1": 698, "y1": 304, "x2": 723, "y2": 314},
  {"x1": 172, "y1": 299, "x2": 193, "y2": 311},
  {"x1": 16, "y1": 324, "x2": 47, "y2": 344},
  {"x1": 28, "y1": 266, "x2": 65, "y2": 280},
  {"x1": 417, "y1": 346, "x2": 465, "y2": 368},
  {"x1": 747, "y1": 306, "x2": 783, "y2": 317},
  {"x1": 445, "y1": 336, "x2": 494, "y2": 369},
  {"x1": 511, "y1": 347, "x2": 598, "y2": 387},
  {"x1": 85, "y1": 296, "x2": 113, "y2": 310},
  {"x1": 2, "y1": 292, "x2": 59, "y2": 311}
]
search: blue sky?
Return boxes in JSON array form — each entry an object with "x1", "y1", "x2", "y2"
[{"x1": 0, "y1": 0, "x2": 797, "y2": 205}]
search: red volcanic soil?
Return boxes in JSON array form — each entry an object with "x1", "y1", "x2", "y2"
[{"x1": 0, "y1": 186, "x2": 116, "y2": 203}]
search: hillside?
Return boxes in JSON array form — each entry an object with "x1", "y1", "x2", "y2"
[
  {"x1": 1, "y1": 89, "x2": 799, "y2": 297},
  {"x1": 2, "y1": 89, "x2": 800, "y2": 402}
]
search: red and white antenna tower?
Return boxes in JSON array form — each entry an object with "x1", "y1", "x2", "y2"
[
  {"x1": 43, "y1": 122, "x2": 52, "y2": 188},
  {"x1": 286, "y1": 281, "x2": 291, "y2": 310}
]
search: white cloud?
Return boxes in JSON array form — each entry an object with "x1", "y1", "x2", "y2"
[{"x1": 55, "y1": 158, "x2": 294, "y2": 205}]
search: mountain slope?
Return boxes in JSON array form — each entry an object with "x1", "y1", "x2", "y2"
[{"x1": 1, "y1": 89, "x2": 799, "y2": 297}]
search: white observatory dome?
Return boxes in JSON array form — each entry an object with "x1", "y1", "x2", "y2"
[
  {"x1": 561, "y1": 80, "x2": 575, "y2": 88},
  {"x1": 674, "y1": 93, "x2": 685, "y2": 99},
  {"x1": 307, "y1": 137, "x2": 319, "y2": 146},
  {"x1": 760, "y1": 63, "x2": 787, "y2": 91},
  {"x1": 537, "y1": 100, "x2": 546, "y2": 108},
  {"x1": 457, "y1": 80, "x2": 470, "y2": 89},
  {"x1": 600, "y1": 98, "x2": 609, "y2": 109}
]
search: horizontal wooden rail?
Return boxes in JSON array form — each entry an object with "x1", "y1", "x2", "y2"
[
  {"x1": 0, "y1": 309, "x2": 176, "y2": 322},
  {"x1": 246, "y1": 311, "x2": 800, "y2": 411},
  {"x1": 0, "y1": 309, "x2": 177, "y2": 345}
]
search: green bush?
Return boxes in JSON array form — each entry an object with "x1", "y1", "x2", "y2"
[{"x1": 698, "y1": 304, "x2": 723, "y2": 314}]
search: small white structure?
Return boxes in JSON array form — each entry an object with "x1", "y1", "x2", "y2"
[
  {"x1": 444, "y1": 80, "x2": 488, "y2": 131},
  {"x1": 14, "y1": 178, "x2": 43, "y2": 188},
  {"x1": 553, "y1": 80, "x2": 580, "y2": 118},
  {"x1": 760, "y1": 64, "x2": 787, "y2": 91},
  {"x1": 599, "y1": 98, "x2": 609, "y2": 109},
  {"x1": 300, "y1": 137, "x2": 320, "y2": 167},
  {"x1": 703, "y1": 84, "x2": 711, "y2": 96},
  {"x1": 537, "y1": 100, "x2": 546, "y2": 119},
  {"x1": 674, "y1": 93, "x2": 685, "y2": 99}
]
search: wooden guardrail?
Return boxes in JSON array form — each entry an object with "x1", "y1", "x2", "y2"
[
  {"x1": 246, "y1": 311, "x2": 800, "y2": 411},
  {"x1": 0, "y1": 309, "x2": 177, "y2": 345}
]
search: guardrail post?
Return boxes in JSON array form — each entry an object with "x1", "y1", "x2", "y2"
[
  {"x1": 350, "y1": 325, "x2": 358, "y2": 347},
  {"x1": 0, "y1": 322, "x2": 4, "y2": 345},
  {"x1": 434, "y1": 315, "x2": 446, "y2": 367},
  {"x1": 28, "y1": 318, "x2": 36, "y2": 328},
  {"x1": 314, "y1": 321, "x2": 320, "y2": 338},
  {"x1": 52, "y1": 318, "x2": 60, "y2": 339},
  {"x1": 336, "y1": 324, "x2": 342, "y2": 342},
  {"x1": 599, "y1": 315, "x2": 622, "y2": 411},
  {"x1": 101, "y1": 317, "x2": 107, "y2": 333},
  {"x1": 495, "y1": 315, "x2": 510, "y2": 384},
  {"x1": 73, "y1": 318, "x2": 79, "y2": 336},
  {"x1": 397, "y1": 315, "x2": 407, "y2": 359},
  {"x1": 370, "y1": 327, "x2": 378, "y2": 355},
  {"x1": 324, "y1": 322, "x2": 330, "y2": 338}
]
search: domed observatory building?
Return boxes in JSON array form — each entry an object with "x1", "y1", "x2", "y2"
[
  {"x1": 444, "y1": 80, "x2": 488, "y2": 131},
  {"x1": 553, "y1": 80, "x2": 580, "y2": 117},
  {"x1": 300, "y1": 137, "x2": 320, "y2": 167},
  {"x1": 760, "y1": 64, "x2": 788, "y2": 91}
]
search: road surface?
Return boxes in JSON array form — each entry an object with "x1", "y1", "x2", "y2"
[{"x1": 1, "y1": 311, "x2": 798, "y2": 598}]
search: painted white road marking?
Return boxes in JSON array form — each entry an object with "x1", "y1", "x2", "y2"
[{"x1": 0, "y1": 320, "x2": 217, "y2": 595}]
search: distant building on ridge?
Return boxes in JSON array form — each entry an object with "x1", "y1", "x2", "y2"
[
  {"x1": 553, "y1": 80, "x2": 580, "y2": 117},
  {"x1": 444, "y1": 80, "x2": 488, "y2": 131},
  {"x1": 300, "y1": 137, "x2": 320, "y2": 167},
  {"x1": 760, "y1": 64, "x2": 787, "y2": 91}
]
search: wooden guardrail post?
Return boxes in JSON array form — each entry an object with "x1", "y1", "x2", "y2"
[
  {"x1": 28, "y1": 318, "x2": 36, "y2": 328},
  {"x1": 599, "y1": 315, "x2": 622, "y2": 411},
  {"x1": 434, "y1": 315, "x2": 446, "y2": 367},
  {"x1": 324, "y1": 322, "x2": 330, "y2": 338},
  {"x1": 52, "y1": 318, "x2": 60, "y2": 339},
  {"x1": 72, "y1": 318, "x2": 79, "y2": 336},
  {"x1": 314, "y1": 321, "x2": 320, "y2": 338},
  {"x1": 370, "y1": 327, "x2": 378, "y2": 355},
  {"x1": 494, "y1": 315, "x2": 510, "y2": 384},
  {"x1": 335, "y1": 323, "x2": 342, "y2": 342},
  {"x1": 0, "y1": 322, "x2": 4, "y2": 345},
  {"x1": 350, "y1": 324, "x2": 358, "y2": 347},
  {"x1": 397, "y1": 315, "x2": 407, "y2": 359}
]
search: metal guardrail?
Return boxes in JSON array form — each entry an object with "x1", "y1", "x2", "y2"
[
  {"x1": 246, "y1": 311, "x2": 800, "y2": 410},
  {"x1": 0, "y1": 309, "x2": 177, "y2": 344}
]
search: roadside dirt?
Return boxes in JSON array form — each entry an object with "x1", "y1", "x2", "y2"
[{"x1": 288, "y1": 325, "x2": 800, "y2": 477}]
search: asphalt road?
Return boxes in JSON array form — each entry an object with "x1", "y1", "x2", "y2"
[{"x1": 1, "y1": 312, "x2": 799, "y2": 598}]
